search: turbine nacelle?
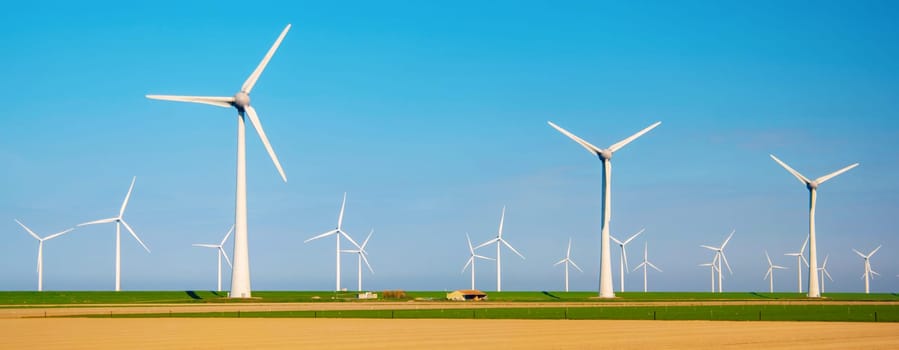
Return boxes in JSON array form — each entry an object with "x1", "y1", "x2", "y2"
[
  {"x1": 598, "y1": 149, "x2": 613, "y2": 161},
  {"x1": 807, "y1": 181, "x2": 819, "y2": 190},
  {"x1": 233, "y1": 91, "x2": 250, "y2": 109}
]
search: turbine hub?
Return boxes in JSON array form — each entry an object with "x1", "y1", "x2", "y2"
[
  {"x1": 807, "y1": 181, "x2": 818, "y2": 190},
  {"x1": 234, "y1": 91, "x2": 250, "y2": 108},
  {"x1": 599, "y1": 149, "x2": 613, "y2": 160}
]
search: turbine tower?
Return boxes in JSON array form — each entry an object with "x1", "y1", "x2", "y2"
[
  {"x1": 701, "y1": 230, "x2": 734, "y2": 293},
  {"x1": 784, "y1": 235, "x2": 809, "y2": 293},
  {"x1": 553, "y1": 238, "x2": 583, "y2": 292},
  {"x1": 192, "y1": 225, "x2": 234, "y2": 292},
  {"x1": 77, "y1": 176, "x2": 150, "y2": 291},
  {"x1": 340, "y1": 229, "x2": 374, "y2": 292},
  {"x1": 818, "y1": 254, "x2": 833, "y2": 293},
  {"x1": 305, "y1": 193, "x2": 361, "y2": 292},
  {"x1": 770, "y1": 154, "x2": 858, "y2": 298},
  {"x1": 462, "y1": 233, "x2": 494, "y2": 290},
  {"x1": 610, "y1": 228, "x2": 644, "y2": 292},
  {"x1": 853, "y1": 245, "x2": 881, "y2": 294},
  {"x1": 548, "y1": 121, "x2": 661, "y2": 298},
  {"x1": 764, "y1": 251, "x2": 788, "y2": 293},
  {"x1": 14, "y1": 220, "x2": 74, "y2": 291},
  {"x1": 146, "y1": 25, "x2": 292, "y2": 298},
  {"x1": 475, "y1": 206, "x2": 525, "y2": 292},
  {"x1": 632, "y1": 242, "x2": 662, "y2": 292}
]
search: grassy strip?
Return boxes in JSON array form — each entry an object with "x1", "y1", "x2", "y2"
[
  {"x1": 73, "y1": 304, "x2": 899, "y2": 322},
  {"x1": 3, "y1": 291, "x2": 897, "y2": 305}
]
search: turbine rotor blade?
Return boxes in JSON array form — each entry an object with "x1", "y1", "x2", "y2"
[
  {"x1": 241, "y1": 24, "x2": 292, "y2": 94},
  {"x1": 868, "y1": 245, "x2": 882, "y2": 258},
  {"x1": 474, "y1": 254, "x2": 494, "y2": 261},
  {"x1": 622, "y1": 228, "x2": 646, "y2": 245},
  {"x1": 145, "y1": 95, "x2": 234, "y2": 108},
  {"x1": 14, "y1": 219, "x2": 41, "y2": 241},
  {"x1": 801, "y1": 255, "x2": 809, "y2": 267},
  {"x1": 647, "y1": 261, "x2": 662, "y2": 272},
  {"x1": 700, "y1": 245, "x2": 718, "y2": 251},
  {"x1": 305, "y1": 229, "x2": 338, "y2": 243},
  {"x1": 765, "y1": 251, "x2": 772, "y2": 266},
  {"x1": 622, "y1": 247, "x2": 630, "y2": 272},
  {"x1": 221, "y1": 225, "x2": 234, "y2": 245},
  {"x1": 852, "y1": 248, "x2": 865, "y2": 258},
  {"x1": 570, "y1": 260, "x2": 584, "y2": 272},
  {"x1": 466, "y1": 233, "x2": 475, "y2": 254},
  {"x1": 823, "y1": 269, "x2": 833, "y2": 281},
  {"x1": 497, "y1": 206, "x2": 506, "y2": 237},
  {"x1": 799, "y1": 234, "x2": 809, "y2": 254},
  {"x1": 815, "y1": 163, "x2": 859, "y2": 184},
  {"x1": 192, "y1": 244, "x2": 219, "y2": 248},
  {"x1": 764, "y1": 268, "x2": 772, "y2": 280},
  {"x1": 120, "y1": 220, "x2": 150, "y2": 253},
  {"x1": 474, "y1": 238, "x2": 499, "y2": 250},
  {"x1": 546, "y1": 121, "x2": 602, "y2": 155},
  {"x1": 360, "y1": 229, "x2": 373, "y2": 250},
  {"x1": 77, "y1": 218, "x2": 118, "y2": 226},
  {"x1": 43, "y1": 228, "x2": 74, "y2": 241},
  {"x1": 244, "y1": 106, "x2": 287, "y2": 182},
  {"x1": 360, "y1": 252, "x2": 374, "y2": 274},
  {"x1": 220, "y1": 247, "x2": 232, "y2": 268},
  {"x1": 337, "y1": 193, "x2": 347, "y2": 230},
  {"x1": 462, "y1": 257, "x2": 473, "y2": 273},
  {"x1": 721, "y1": 230, "x2": 735, "y2": 249},
  {"x1": 720, "y1": 252, "x2": 733, "y2": 274},
  {"x1": 610, "y1": 235, "x2": 623, "y2": 245},
  {"x1": 769, "y1": 154, "x2": 811, "y2": 185},
  {"x1": 554, "y1": 258, "x2": 566, "y2": 266},
  {"x1": 608, "y1": 121, "x2": 662, "y2": 153},
  {"x1": 502, "y1": 239, "x2": 525, "y2": 259},
  {"x1": 119, "y1": 176, "x2": 136, "y2": 217},
  {"x1": 339, "y1": 230, "x2": 361, "y2": 250}
]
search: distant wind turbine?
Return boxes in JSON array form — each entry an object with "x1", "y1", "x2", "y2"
[
  {"x1": 341, "y1": 229, "x2": 374, "y2": 292},
  {"x1": 818, "y1": 254, "x2": 833, "y2": 294},
  {"x1": 192, "y1": 225, "x2": 234, "y2": 292},
  {"x1": 77, "y1": 176, "x2": 150, "y2": 291},
  {"x1": 462, "y1": 233, "x2": 494, "y2": 290},
  {"x1": 784, "y1": 235, "x2": 809, "y2": 293},
  {"x1": 853, "y1": 245, "x2": 881, "y2": 294},
  {"x1": 548, "y1": 121, "x2": 661, "y2": 298},
  {"x1": 633, "y1": 242, "x2": 662, "y2": 292},
  {"x1": 305, "y1": 193, "x2": 362, "y2": 292},
  {"x1": 14, "y1": 220, "x2": 74, "y2": 291},
  {"x1": 698, "y1": 258, "x2": 719, "y2": 293},
  {"x1": 610, "y1": 228, "x2": 644, "y2": 292},
  {"x1": 764, "y1": 251, "x2": 788, "y2": 293},
  {"x1": 553, "y1": 238, "x2": 583, "y2": 292},
  {"x1": 475, "y1": 206, "x2": 525, "y2": 292},
  {"x1": 146, "y1": 24, "x2": 292, "y2": 298},
  {"x1": 701, "y1": 230, "x2": 735, "y2": 293},
  {"x1": 770, "y1": 154, "x2": 858, "y2": 298}
]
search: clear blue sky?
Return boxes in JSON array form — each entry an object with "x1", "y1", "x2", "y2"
[{"x1": 2, "y1": 1, "x2": 897, "y2": 293}]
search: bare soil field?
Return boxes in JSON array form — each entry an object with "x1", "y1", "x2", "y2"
[{"x1": 2, "y1": 318, "x2": 898, "y2": 349}]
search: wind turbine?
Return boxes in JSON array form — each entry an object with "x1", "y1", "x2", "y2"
[
  {"x1": 610, "y1": 228, "x2": 645, "y2": 292},
  {"x1": 192, "y1": 225, "x2": 234, "y2": 292},
  {"x1": 764, "y1": 251, "x2": 788, "y2": 293},
  {"x1": 700, "y1": 230, "x2": 734, "y2": 293},
  {"x1": 462, "y1": 233, "x2": 494, "y2": 290},
  {"x1": 475, "y1": 206, "x2": 525, "y2": 292},
  {"x1": 784, "y1": 235, "x2": 809, "y2": 293},
  {"x1": 852, "y1": 245, "x2": 881, "y2": 294},
  {"x1": 770, "y1": 154, "x2": 858, "y2": 298},
  {"x1": 698, "y1": 258, "x2": 719, "y2": 293},
  {"x1": 146, "y1": 24, "x2": 291, "y2": 298},
  {"x1": 14, "y1": 220, "x2": 74, "y2": 291},
  {"x1": 632, "y1": 242, "x2": 662, "y2": 292},
  {"x1": 548, "y1": 121, "x2": 661, "y2": 298},
  {"x1": 340, "y1": 229, "x2": 374, "y2": 292},
  {"x1": 305, "y1": 193, "x2": 361, "y2": 292},
  {"x1": 77, "y1": 176, "x2": 150, "y2": 291},
  {"x1": 818, "y1": 254, "x2": 833, "y2": 293},
  {"x1": 553, "y1": 238, "x2": 583, "y2": 292}
]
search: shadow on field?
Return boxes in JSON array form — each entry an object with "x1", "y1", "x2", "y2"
[
  {"x1": 542, "y1": 291, "x2": 561, "y2": 300},
  {"x1": 750, "y1": 292, "x2": 777, "y2": 299},
  {"x1": 185, "y1": 291, "x2": 202, "y2": 300}
]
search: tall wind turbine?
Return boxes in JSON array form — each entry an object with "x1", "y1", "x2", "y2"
[
  {"x1": 146, "y1": 24, "x2": 291, "y2": 298},
  {"x1": 78, "y1": 176, "x2": 150, "y2": 291},
  {"x1": 770, "y1": 154, "x2": 858, "y2": 298},
  {"x1": 462, "y1": 233, "x2": 494, "y2": 290},
  {"x1": 698, "y1": 258, "x2": 719, "y2": 293},
  {"x1": 764, "y1": 251, "x2": 788, "y2": 293},
  {"x1": 784, "y1": 235, "x2": 809, "y2": 293},
  {"x1": 548, "y1": 121, "x2": 661, "y2": 298},
  {"x1": 701, "y1": 230, "x2": 734, "y2": 293},
  {"x1": 192, "y1": 225, "x2": 234, "y2": 292},
  {"x1": 853, "y1": 245, "x2": 881, "y2": 294},
  {"x1": 14, "y1": 220, "x2": 74, "y2": 291},
  {"x1": 305, "y1": 193, "x2": 361, "y2": 291},
  {"x1": 818, "y1": 254, "x2": 833, "y2": 293},
  {"x1": 610, "y1": 228, "x2": 644, "y2": 292},
  {"x1": 475, "y1": 206, "x2": 525, "y2": 292},
  {"x1": 633, "y1": 242, "x2": 662, "y2": 292},
  {"x1": 341, "y1": 229, "x2": 374, "y2": 292},
  {"x1": 553, "y1": 238, "x2": 583, "y2": 292}
]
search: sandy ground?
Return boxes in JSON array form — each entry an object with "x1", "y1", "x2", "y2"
[{"x1": 1, "y1": 318, "x2": 898, "y2": 349}]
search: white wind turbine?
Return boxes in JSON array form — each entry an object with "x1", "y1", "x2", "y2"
[
  {"x1": 700, "y1": 230, "x2": 734, "y2": 293},
  {"x1": 305, "y1": 193, "x2": 361, "y2": 292},
  {"x1": 77, "y1": 176, "x2": 150, "y2": 291},
  {"x1": 852, "y1": 245, "x2": 881, "y2": 294},
  {"x1": 340, "y1": 229, "x2": 374, "y2": 292},
  {"x1": 698, "y1": 257, "x2": 719, "y2": 293},
  {"x1": 633, "y1": 242, "x2": 662, "y2": 292},
  {"x1": 610, "y1": 228, "x2": 645, "y2": 292},
  {"x1": 475, "y1": 206, "x2": 525, "y2": 292},
  {"x1": 462, "y1": 233, "x2": 494, "y2": 290},
  {"x1": 553, "y1": 238, "x2": 583, "y2": 292},
  {"x1": 548, "y1": 121, "x2": 661, "y2": 298},
  {"x1": 764, "y1": 251, "x2": 788, "y2": 293},
  {"x1": 784, "y1": 235, "x2": 809, "y2": 293},
  {"x1": 14, "y1": 220, "x2": 74, "y2": 291},
  {"x1": 192, "y1": 225, "x2": 234, "y2": 292},
  {"x1": 818, "y1": 254, "x2": 833, "y2": 293},
  {"x1": 770, "y1": 154, "x2": 858, "y2": 298},
  {"x1": 146, "y1": 24, "x2": 291, "y2": 298}
]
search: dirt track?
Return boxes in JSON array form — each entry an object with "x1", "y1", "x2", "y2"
[{"x1": 2, "y1": 318, "x2": 898, "y2": 349}]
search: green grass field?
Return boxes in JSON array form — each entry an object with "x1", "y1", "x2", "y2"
[{"x1": 2, "y1": 290, "x2": 897, "y2": 305}]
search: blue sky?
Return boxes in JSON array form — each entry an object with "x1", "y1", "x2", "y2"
[{"x1": 2, "y1": 1, "x2": 897, "y2": 293}]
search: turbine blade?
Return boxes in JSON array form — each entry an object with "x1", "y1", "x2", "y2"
[
  {"x1": 220, "y1": 247, "x2": 232, "y2": 268},
  {"x1": 868, "y1": 245, "x2": 882, "y2": 258},
  {"x1": 821, "y1": 254, "x2": 830, "y2": 267},
  {"x1": 360, "y1": 252, "x2": 374, "y2": 274},
  {"x1": 773, "y1": 265, "x2": 788, "y2": 270},
  {"x1": 119, "y1": 176, "x2": 136, "y2": 217},
  {"x1": 801, "y1": 255, "x2": 809, "y2": 267},
  {"x1": 241, "y1": 24, "x2": 291, "y2": 94},
  {"x1": 765, "y1": 251, "x2": 772, "y2": 266},
  {"x1": 546, "y1": 121, "x2": 602, "y2": 155},
  {"x1": 497, "y1": 206, "x2": 506, "y2": 237},
  {"x1": 554, "y1": 258, "x2": 566, "y2": 266},
  {"x1": 852, "y1": 248, "x2": 865, "y2": 258},
  {"x1": 720, "y1": 253, "x2": 733, "y2": 274},
  {"x1": 43, "y1": 228, "x2": 74, "y2": 241},
  {"x1": 339, "y1": 230, "x2": 361, "y2": 250},
  {"x1": 462, "y1": 257, "x2": 473, "y2": 273},
  {"x1": 474, "y1": 238, "x2": 498, "y2": 250},
  {"x1": 647, "y1": 261, "x2": 662, "y2": 272},
  {"x1": 502, "y1": 239, "x2": 525, "y2": 259},
  {"x1": 466, "y1": 233, "x2": 475, "y2": 254},
  {"x1": 632, "y1": 262, "x2": 646, "y2": 272},
  {"x1": 610, "y1": 235, "x2": 623, "y2": 245},
  {"x1": 815, "y1": 163, "x2": 859, "y2": 184},
  {"x1": 244, "y1": 106, "x2": 287, "y2": 182},
  {"x1": 474, "y1": 254, "x2": 494, "y2": 261},
  {"x1": 360, "y1": 229, "x2": 373, "y2": 250},
  {"x1": 721, "y1": 230, "x2": 735, "y2": 249},
  {"x1": 566, "y1": 237, "x2": 572, "y2": 258},
  {"x1": 608, "y1": 121, "x2": 662, "y2": 153},
  {"x1": 700, "y1": 245, "x2": 718, "y2": 251},
  {"x1": 769, "y1": 154, "x2": 811, "y2": 185},
  {"x1": 569, "y1": 260, "x2": 584, "y2": 272},
  {"x1": 192, "y1": 244, "x2": 218, "y2": 248},
  {"x1": 622, "y1": 228, "x2": 646, "y2": 245},
  {"x1": 871, "y1": 270, "x2": 880, "y2": 277},
  {"x1": 622, "y1": 246, "x2": 630, "y2": 272},
  {"x1": 14, "y1": 219, "x2": 41, "y2": 241},
  {"x1": 77, "y1": 218, "x2": 117, "y2": 227},
  {"x1": 823, "y1": 269, "x2": 833, "y2": 281},
  {"x1": 304, "y1": 229, "x2": 337, "y2": 243},
  {"x1": 764, "y1": 268, "x2": 772, "y2": 280},
  {"x1": 120, "y1": 220, "x2": 150, "y2": 253},
  {"x1": 145, "y1": 95, "x2": 234, "y2": 108},
  {"x1": 221, "y1": 225, "x2": 234, "y2": 246},
  {"x1": 337, "y1": 192, "x2": 347, "y2": 230},
  {"x1": 799, "y1": 234, "x2": 809, "y2": 254}
]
